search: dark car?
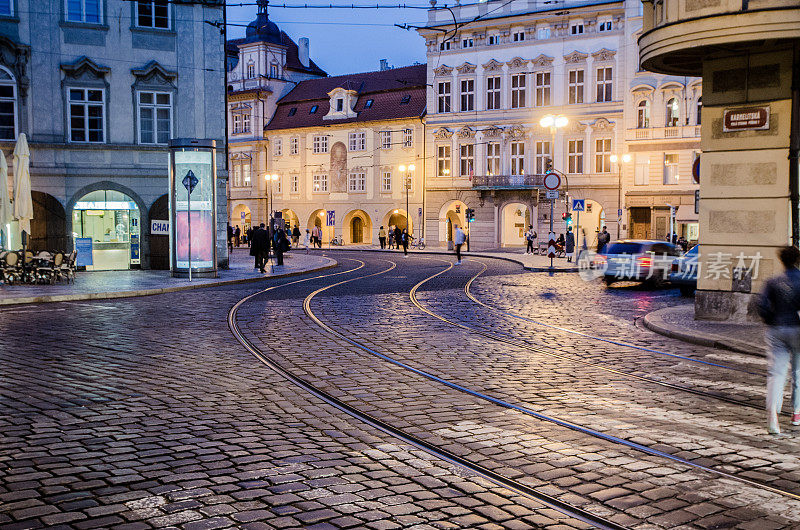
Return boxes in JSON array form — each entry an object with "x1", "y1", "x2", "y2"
[
  {"x1": 670, "y1": 245, "x2": 699, "y2": 296},
  {"x1": 594, "y1": 239, "x2": 682, "y2": 285}
]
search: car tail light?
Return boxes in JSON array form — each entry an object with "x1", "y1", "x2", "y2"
[
  {"x1": 594, "y1": 255, "x2": 607, "y2": 266},
  {"x1": 637, "y1": 255, "x2": 652, "y2": 268},
  {"x1": 671, "y1": 262, "x2": 679, "y2": 272}
]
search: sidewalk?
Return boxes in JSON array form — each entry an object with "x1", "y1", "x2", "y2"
[
  {"x1": 643, "y1": 304, "x2": 767, "y2": 356},
  {"x1": 321, "y1": 244, "x2": 579, "y2": 272},
  {"x1": 0, "y1": 249, "x2": 336, "y2": 306}
]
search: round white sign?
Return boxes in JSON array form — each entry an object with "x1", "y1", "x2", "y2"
[{"x1": 543, "y1": 173, "x2": 561, "y2": 190}]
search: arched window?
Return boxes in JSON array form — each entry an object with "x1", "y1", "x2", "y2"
[
  {"x1": 637, "y1": 100, "x2": 650, "y2": 128},
  {"x1": 696, "y1": 97, "x2": 702, "y2": 125},
  {"x1": 0, "y1": 66, "x2": 17, "y2": 140},
  {"x1": 666, "y1": 98, "x2": 679, "y2": 127}
]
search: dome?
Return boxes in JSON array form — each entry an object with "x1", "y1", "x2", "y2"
[{"x1": 245, "y1": 13, "x2": 282, "y2": 45}]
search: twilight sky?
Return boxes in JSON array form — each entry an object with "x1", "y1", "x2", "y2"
[{"x1": 226, "y1": 3, "x2": 431, "y2": 76}]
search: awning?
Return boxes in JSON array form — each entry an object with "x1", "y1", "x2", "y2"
[{"x1": 675, "y1": 205, "x2": 698, "y2": 223}]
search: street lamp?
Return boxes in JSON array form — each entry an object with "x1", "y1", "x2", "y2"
[
  {"x1": 265, "y1": 173, "x2": 279, "y2": 227},
  {"x1": 398, "y1": 164, "x2": 415, "y2": 234},
  {"x1": 539, "y1": 115, "x2": 568, "y2": 270},
  {"x1": 610, "y1": 154, "x2": 631, "y2": 240}
]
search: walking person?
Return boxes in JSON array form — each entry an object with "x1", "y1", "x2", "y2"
[
  {"x1": 303, "y1": 229, "x2": 311, "y2": 254},
  {"x1": 565, "y1": 226, "x2": 575, "y2": 262},
  {"x1": 234, "y1": 226, "x2": 241, "y2": 247},
  {"x1": 757, "y1": 245, "x2": 800, "y2": 434},
  {"x1": 525, "y1": 225, "x2": 536, "y2": 254},
  {"x1": 227, "y1": 224, "x2": 234, "y2": 254},
  {"x1": 273, "y1": 226, "x2": 288, "y2": 266},
  {"x1": 454, "y1": 224, "x2": 466, "y2": 265},
  {"x1": 312, "y1": 225, "x2": 322, "y2": 249},
  {"x1": 388, "y1": 225, "x2": 395, "y2": 249},
  {"x1": 292, "y1": 225, "x2": 301, "y2": 249},
  {"x1": 378, "y1": 226, "x2": 387, "y2": 249},
  {"x1": 596, "y1": 226, "x2": 610, "y2": 254},
  {"x1": 394, "y1": 226, "x2": 402, "y2": 252},
  {"x1": 400, "y1": 229, "x2": 410, "y2": 256},
  {"x1": 250, "y1": 223, "x2": 270, "y2": 273}
]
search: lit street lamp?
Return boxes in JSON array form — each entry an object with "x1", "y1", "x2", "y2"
[
  {"x1": 609, "y1": 154, "x2": 631, "y2": 240},
  {"x1": 398, "y1": 164, "x2": 415, "y2": 234},
  {"x1": 539, "y1": 114, "x2": 567, "y2": 271},
  {"x1": 265, "y1": 173, "x2": 279, "y2": 228}
]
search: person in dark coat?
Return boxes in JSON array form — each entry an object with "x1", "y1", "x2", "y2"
[
  {"x1": 246, "y1": 227, "x2": 253, "y2": 247},
  {"x1": 400, "y1": 229, "x2": 410, "y2": 256},
  {"x1": 250, "y1": 223, "x2": 270, "y2": 273},
  {"x1": 273, "y1": 227, "x2": 288, "y2": 266},
  {"x1": 394, "y1": 226, "x2": 402, "y2": 251},
  {"x1": 227, "y1": 225, "x2": 234, "y2": 254},
  {"x1": 597, "y1": 226, "x2": 610, "y2": 254},
  {"x1": 565, "y1": 226, "x2": 576, "y2": 262},
  {"x1": 292, "y1": 225, "x2": 301, "y2": 248},
  {"x1": 234, "y1": 226, "x2": 241, "y2": 247}
]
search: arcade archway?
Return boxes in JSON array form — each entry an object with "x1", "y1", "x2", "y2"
[
  {"x1": 500, "y1": 202, "x2": 530, "y2": 247},
  {"x1": 343, "y1": 209, "x2": 372, "y2": 244}
]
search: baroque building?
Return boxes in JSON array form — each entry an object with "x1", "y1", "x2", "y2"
[
  {"x1": 0, "y1": 0, "x2": 227, "y2": 270},
  {"x1": 226, "y1": 0, "x2": 326, "y2": 232},
  {"x1": 263, "y1": 65, "x2": 427, "y2": 244}
]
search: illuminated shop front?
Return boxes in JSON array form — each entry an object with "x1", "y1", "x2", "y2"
[{"x1": 71, "y1": 190, "x2": 141, "y2": 270}]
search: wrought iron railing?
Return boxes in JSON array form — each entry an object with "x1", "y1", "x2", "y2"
[{"x1": 471, "y1": 174, "x2": 546, "y2": 188}]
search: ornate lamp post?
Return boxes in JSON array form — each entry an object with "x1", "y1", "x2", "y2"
[
  {"x1": 265, "y1": 173, "x2": 279, "y2": 227},
  {"x1": 398, "y1": 164, "x2": 415, "y2": 233},
  {"x1": 539, "y1": 115, "x2": 567, "y2": 270}
]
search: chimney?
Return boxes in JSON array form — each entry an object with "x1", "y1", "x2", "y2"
[
  {"x1": 298, "y1": 37, "x2": 310, "y2": 68},
  {"x1": 380, "y1": 59, "x2": 389, "y2": 71}
]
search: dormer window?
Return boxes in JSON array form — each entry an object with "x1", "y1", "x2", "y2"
[
  {"x1": 400, "y1": 95, "x2": 411, "y2": 105},
  {"x1": 364, "y1": 99, "x2": 374, "y2": 109},
  {"x1": 288, "y1": 107, "x2": 297, "y2": 116},
  {"x1": 247, "y1": 63, "x2": 255, "y2": 79},
  {"x1": 336, "y1": 99, "x2": 343, "y2": 111},
  {"x1": 323, "y1": 87, "x2": 358, "y2": 120},
  {"x1": 310, "y1": 105, "x2": 318, "y2": 114},
  {"x1": 270, "y1": 64, "x2": 279, "y2": 77}
]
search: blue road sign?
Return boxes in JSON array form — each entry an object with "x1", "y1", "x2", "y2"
[
  {"x1": 572, "y1": 199, "x2": 585, "y2": 212},
  {"x1": 182, "y1": 170, "x2": 199, "y2": 194},
  {"x1": 326, "y1": 210, "x2": 335, "y2": 227}
]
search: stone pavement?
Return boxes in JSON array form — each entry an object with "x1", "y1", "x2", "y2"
[
  {"x1": 321, "y1": 243, "x2": 578, "y2": 272},
  {"x1": 0, "y1": 248, "x2": 335, "y2": 306},
  {"x1": 643, "y1": 304, "x2": 767, "y2": 356}
]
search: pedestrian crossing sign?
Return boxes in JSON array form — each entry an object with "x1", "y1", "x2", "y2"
[{"x1": 572, "y1": 199, "x2": 585, "y2": 212}]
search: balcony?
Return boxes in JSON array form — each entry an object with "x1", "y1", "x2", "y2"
[
  {"x1": 472, "y1": 174, "x2": 545, "y2": 190},
  {"x1": 625, "y1": 125, "x2": 700, "y2": 142}
]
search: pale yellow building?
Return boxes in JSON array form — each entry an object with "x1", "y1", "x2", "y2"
[
  {"x1": 263, "y1": 65, "x2": 427, "y2": 245},
  {"x1": 639, "y1": 0, "x2": 800, "y2": 320}
]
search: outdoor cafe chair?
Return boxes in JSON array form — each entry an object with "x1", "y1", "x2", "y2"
[
  {"x1": 35, "y1": 252, "x2": 62, "y2": 285},
  {"x1": 60, "y1": 251, "x2": 77, "y2": 283},
  {"x1": 1, "y1": 250, "x2": 23, "y2": 285}
]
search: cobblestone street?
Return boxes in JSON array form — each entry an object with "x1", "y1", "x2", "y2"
[{"x1": 2, "y1": 252, "x2": 799, "y2": 529}]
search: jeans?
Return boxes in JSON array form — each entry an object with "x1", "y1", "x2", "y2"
[
  {"x1": 379, "y1": 237, "x2": 386, "y2": 249},
  {"x1": 765, "y1": 326, "x2": 800, "y2": 413}
]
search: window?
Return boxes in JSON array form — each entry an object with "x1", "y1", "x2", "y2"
[
  {"x1": 439, "y1": 41, "x2": 451, "y2": 51},
  {"x1": 348, "y1": 171, "x2": 366, "y2": 192},
  {"x1": 634, "y1": 155, "x2": 649, "y2": 185},
  {"x1": 136, "y1": 0, "x2": 170, "y2": 29},
  {"x1": 270, "y1": 64, "x2": 278, "y2": 77},
  {"x1": 312, "y1": 135, "x2": 328, "y2": 153},
  {"x1": 288, "y1": 108, "x2": 297, "y2": 117},
  {"x1": 309, "y1": 105, "x2": 318, "y2": 114},
  {"x1": 513, "y1": 31, "x2": 525, "y2": 42},
  {"x1": 232, "y1": 114, "x2": 241, "y2": 133},
  {"x1": 437, "y1": 145, "x2": 451, "y2": 177},
  {"x1": 511, "y1": 74, "x2": 526, "y2": 109},
  {"x1": 291, "y1": 174, "x2": 299, "y2": 193},
  {"x1": 535, "y1": 72, "x2": 551, "y2": 107},
  {"x1": 400, "y1": 95, "x2": 411, "y2": 105},
  {"x1": 231, "y1": 164, "x2": 251, "y2": 187},
  {"x1": 486, "y1": 76, "x2": 501, "y2": 110},
  {"x1": 596, "y1": 67, "x2": 612, "y2": 102},
  {"x1": 313, "y1": 173, "x2": 328, "y2": 192},
  {"x1": 379, "y1": 130, "x2": 391, "y2": 149},
  {"x1": 364, "y1": 99, "x2": 373, "y2": 109},
  {"x1": 68, "y1": 88, "x2": 104, "y2": 143},
  {"x1": 536, "y1": 26, "x2": 550, "y2": 39},
  {"x1": 0, "y1": 0, "x2": 11, "y2": 15},
  {"x1": 234, "y1": 112, "x2": 251, "y2": 133},
  {"x1": 381, "y1": 170, "x2": 392, "y2": 192},
  {"x1": 663, "y1": 153, "x2": 679, "y2": 184},
  {"x1": 247, "y1": 63, "x2": 255, "y2": 79},
  {"x1": 0, "y1": 68, "x2": 17, "y2": 140},
  {"x1": 437, "y1": 81, "x2": 451, "y2": 113},
  {"x1": 568, "y1": 140, "x2": 583, "y2": 174},
  {"x1": 637, "y1": 100, "x2": 651, "y2": 128},
  {"x1": 666, "y1": 98, "x2": 679, "y2": 127},
  {"x1": 595, "y1": 138, "x2": 612, "y2": 173},
  {"x1": 349, "y1": 132, "x2": 366, "y2": 151},
  {"x1": 138, "y1": 91, "x2": 171, "y2": 145},
  {"x1": 273, "y1": 138, "x2": 282, "y2": 156},
  {"x1": 459, "y1": 144, "x2": 474, "y2": 178},
  {"x1": 274, "y1": 175, "x2": 281, "y2": 193},
  {"x1": 486, "y1": 142, "x2": 500, "y2": 176},
  {"x1": 535, "y1": 141, "x2": 551, "y2": 174},
  {"x1": 66, "y1": 0, "x2": 102, "y2": 23},
  {"x1": 403, "y1": 128, "x2": 413, "y2": 148},
  {"x1": 460, "y1": 79, "x2": 474, "y2": 112},
  {"x1": 598, "y1": 19, "x2": 613, "y2": 31},
  {"x1": 336, "y1": 98, "x2": 343, "y2": 112},
  {"x1": 568, "y1": 69, "x2": 584, "y2": 104},
  {"x1": 696, "y1": 97, "x2": 702, "y2": 125},
  {"x1": 231, "y1": 165, "x2": 241, "y2": 187},
  {"x1": 510, "y1": 142, "x2": 524, "y2": 176},
  {"x1": 290, "y1": 137, "x2": 299, "y2": 155},
  {"x1": 570, "y1": 22, "x2": 584, "y2": 35},
  {"x1": 488, "y1": 34, "x2": 500, "y2": 45},
  {"x1": 462, "y1": 38, "x2": 473, "y2": 48},
  {"x1": 243, "y1": 165, "x2": 250, "y2": 185}
]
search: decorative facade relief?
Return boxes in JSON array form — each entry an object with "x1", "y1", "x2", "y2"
[
  {"x1": 482, "y1": 59, "x2": 503, "y2": 72},
  {"x1": 592, "y1": 48, "x2": 617, "y2": 62},
  {"x1": 433, "y1": 64, "x2": 454, "y2": 77},
  {"x1": 563, "y1": 50, "x2": 588, "y2": 63},
  {"x1": 456, "y1": 62, "x2": 476, "y2": 74},
  {"x1": 434, "y1": 127, "x2": 453, "y2": 140},
  {"x1": 457, "y1": 126, "x2": 475, "y2": 139}
]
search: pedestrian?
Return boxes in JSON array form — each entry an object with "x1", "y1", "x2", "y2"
[
  {"x1": 227, "y1": 224, "x2": 234, "y2": 254},
  {"x1": 400, "y1": 229, "x2": 409, "y2": 256},
  {"x1": 234, "y1": 226, "x2": 241, "y2": 247},
  {"x1": 303, "y1": 229, "x2": 310, "y2": 254},
  {"x1": 565, "y1": 226, "x2": 575, "y2": 262},
  {"x1": 273, "y1": 226, "x2": 288, "y2": 266},
  {"x1": 757, "y1": 245, "x2": 800, "y2": 434},
  {"x1": 525, "y1": 225, "x2": 536, "y2": 254},
  {"x1": 250, "y1": 223, "x2": 270, "y2": 273},
  {"x1": 378, "y1": 226, "x2": 387, "y2": 249},
  {"x1": 312, "y1": 225, "x2": 322, "y2": 249},
  {"x1": 388, "y1": 225, "x2": 395, "y2": 249},
  {"x1": 394, "y1": 226, "x2": 402, "y2": 252},
  {"x1": 246, "y1": 227, "x2": 252, "y2": 247},
  {"x1": 454, "y1": 225, "x2": 466, "y2": 264},
  {"x1": 292, "y1": 225, "x2": 301, "y2": 248},
  {"x1": 597, "y1": 226, "x2": 610, "y2": 254}
]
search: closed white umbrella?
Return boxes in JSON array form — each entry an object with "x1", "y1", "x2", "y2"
[
  {"x1": 13, "y1": 133, "x2": 32, "y2": 234},
  {"x1": 0, "y1": 151, "x2": 11, "y2": 248}
]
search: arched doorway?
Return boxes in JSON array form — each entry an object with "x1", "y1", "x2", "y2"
[
  {"x1": 281, "y1": 208, "x2": 299, "y2": 233},
  {"x1": 438, "y1": 200, "x2": 467, "y2": 246},
  {"x1": 71, "y1": 189, "x2": 141, "y2": 270},
  {"x1": 578, "y1": 199, "x2": 604, "y2": 251},
  {"x1": 231, "y1": 204, "x2": 251, "y2": 232},
  {"x1": 344, "y1": 209, "x2": 372, "y2": 245},
  {"x1": 29, "y1": 191, "x2": 67, "y2": 252},
  {"x1": 307, "y1": 209, "x2": 333, "y2": 243},
  {"x1": 501, "y1": 203, "x2": 530, "y2": 247}
]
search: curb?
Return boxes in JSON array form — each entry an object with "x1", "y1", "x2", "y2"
[
  {"x1": 317, "y1": 247, "x2": 579, "y2": 273},
  {"x1": 0, "y1": 258, "x2": 338, "y2": 307},
  {"x1": 642, "y1": 306, "x2": 766, "y2": 357}
]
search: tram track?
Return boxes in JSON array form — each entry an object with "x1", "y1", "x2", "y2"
[{"x1": 228, "y1": 258, "x2": 625, "y2": 530}]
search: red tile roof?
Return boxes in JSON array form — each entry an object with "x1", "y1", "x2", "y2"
[{"x1": 265, "y1": 64, "x2": 427, "y2": 131}]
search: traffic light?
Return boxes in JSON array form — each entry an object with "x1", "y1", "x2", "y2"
[
  {"x1": 562, "y1": 212, "x2": 572, "y2": 226},
  {"x1": 544, "y1": 158, "x2": 553, "y2": 174},
  {"x1": 465, "y1": 208, "x2": 475, "y2": 222}
]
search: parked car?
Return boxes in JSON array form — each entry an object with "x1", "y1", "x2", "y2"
[
  {"x1": 594, "y1": 240, "x2": 682, "y2": 285},
  {"x1": 670, "y1": 244, "x2": 699, "y2": 296}
]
